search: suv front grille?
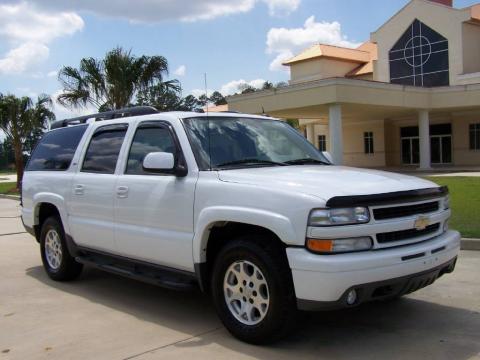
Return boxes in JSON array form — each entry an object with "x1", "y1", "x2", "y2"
[
  {"x1": 373, "y1": 201, "x2": 439, "y2": 220},
  {"x1": 376, "y1": 223, "x2": 440, "y2": 244}
]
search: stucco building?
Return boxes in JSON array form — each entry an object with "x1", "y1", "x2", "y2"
[{"x1": 228, "y1": 0, "x2": 480, "y2": 169}]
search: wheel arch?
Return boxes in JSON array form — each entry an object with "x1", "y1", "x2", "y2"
[
  {"x1": 32, "y1": 193, "x2": 69, "y2": 241},
  {"x1": 193, "y1": 206, "x2": 296, "y2": 292}
]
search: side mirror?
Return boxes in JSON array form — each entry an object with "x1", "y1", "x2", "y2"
[
  {"x1": 143, "y1": 152, "x2": 174, "y2": 171},
  {"x1": 322, "y1": 151, "x2": 334, "y2": 164}
]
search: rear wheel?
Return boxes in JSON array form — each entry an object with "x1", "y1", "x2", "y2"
[
  {"x1": 40, "y1": 216, "x2": 83, "y2": 281},
  {"x1": 211, "y1": 236, "x2": 297, "y2": 344}
]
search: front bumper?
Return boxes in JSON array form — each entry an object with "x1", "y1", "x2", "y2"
[{"x1": 286, "y1": 230, "x2": 461, "y2": 310}]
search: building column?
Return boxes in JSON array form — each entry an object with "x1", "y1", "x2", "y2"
[
  {"x1": 418, "y1": 109, "x2": 431, "y2": 170},
  {"x1": 306, "y1": 124, "x2": 315, "y2": 145},
  {"x1": 329, "y1": 104, "x2": 343, "y2": 165}
]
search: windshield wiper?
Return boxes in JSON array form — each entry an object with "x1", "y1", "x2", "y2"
[
  {"x1": 216, "y1": 158, "x2": 287, "y2": 168},
  {"x1": 284, "y1": 158, "x2": 330, "y2": 165}
]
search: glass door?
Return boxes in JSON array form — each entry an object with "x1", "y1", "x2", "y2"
[{"x1": 401, "y1": 137, "x2": 420, "y2": 165}]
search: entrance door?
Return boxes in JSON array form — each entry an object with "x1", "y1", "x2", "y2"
[
  {"x1": 401, "y1": 126, "x2": 420, "y2": 165},
  {"x1": 430, "y1": 124, "x2": 452, "y2": 164}
]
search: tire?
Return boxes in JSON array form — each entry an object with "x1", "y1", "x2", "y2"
[
  {"x1": 211, "y1": 235, "x2": 297, "y2": 344},
  {"x1": 40, "y1": 216, "x2": 83, "y2": 281}
]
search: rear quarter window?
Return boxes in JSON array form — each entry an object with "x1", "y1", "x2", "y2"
[{"x1": 26, "y1": 125, "x2": 88, "y2": 171}]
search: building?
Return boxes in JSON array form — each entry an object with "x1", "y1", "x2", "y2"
[{"x1": 228, "y1": 0, "x2": 480, "y2": 169}]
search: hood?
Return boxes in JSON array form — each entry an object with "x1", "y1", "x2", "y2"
[{"x1": 217, "y1": 166, "x2": 438, "y2": 202}]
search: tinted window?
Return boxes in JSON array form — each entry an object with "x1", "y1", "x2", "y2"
[
  {"x1": 364, "y1": 132, "x2": 374, "y2": 154},
  {"x1": 389, "y1": 19, "x2": 449, "y2": 87},
  {"x1": 26, "y1": 125, "x2": 88, "y2": 171},
  {"x1": 82, "y1": 124, "x2": 128, "y2": 174},
  {"x1": 126, "y1": 125, "x2": 176, "y2": 175},
  {"x1": 183, "y1": 117, "x2": 329, "y2": 170}
]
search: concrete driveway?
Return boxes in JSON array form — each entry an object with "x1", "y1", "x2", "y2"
[{"x1": 0, "y1": 198, "x2": 479, "y2": 360}]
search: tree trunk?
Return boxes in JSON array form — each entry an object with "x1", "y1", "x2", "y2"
[{"x1": 13, "y1": 139, "x2": 24, "y2": 191}]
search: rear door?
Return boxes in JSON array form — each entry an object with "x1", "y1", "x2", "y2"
[
  {"x1": 68, "y1": 123, "x2": 128, "y2": 252},
  {"x1": 114, "y1": 121, "x2": 197, "y2": 271}
]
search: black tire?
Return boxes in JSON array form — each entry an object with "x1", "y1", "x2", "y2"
[
  {"x1": 211, "y1": 235, "x2": 297, "y2": 344},
  {"x1": 40, "y1": 216, "x2": 83, "y2": 281}
]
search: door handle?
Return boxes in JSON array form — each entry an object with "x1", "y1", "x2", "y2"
[
  {"x1": 116, "y1": 186, "x2": 129, "y2": 198},
  {"x1": 74, "y1": 184, "x2": 84, "y2": 195}
]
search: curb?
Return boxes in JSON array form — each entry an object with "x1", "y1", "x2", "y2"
[
  {"x1": 0, "y1": 194, "x2": 20, "y2": 201},
  {"x1": 461, "y1": 238, "x2": 480, "y2": 251}
]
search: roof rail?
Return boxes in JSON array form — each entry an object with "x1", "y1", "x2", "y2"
[{"x1": 50, "y1": 106, "x2": 159, "y2": 129}]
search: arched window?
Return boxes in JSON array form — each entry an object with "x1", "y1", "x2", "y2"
[{"x1": 389, "y1": 19, "x2": 449, "y2": 87}]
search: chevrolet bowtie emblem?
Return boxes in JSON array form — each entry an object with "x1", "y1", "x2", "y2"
[{"x1": 414, "y1": 215, "x2": 430, "y2": 231}]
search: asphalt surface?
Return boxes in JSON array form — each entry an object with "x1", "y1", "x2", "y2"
[{"x1": 0, "y1": 198, "x2": 479, "y2": 360}]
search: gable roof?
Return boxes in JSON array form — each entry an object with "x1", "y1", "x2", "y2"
[{"x1": 282, "y1": 44, "x2": 371, "y2": 66}]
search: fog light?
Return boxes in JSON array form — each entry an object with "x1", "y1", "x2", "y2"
[{"x1": 346, "y1": 289, "x2": 357, "y2": 305}]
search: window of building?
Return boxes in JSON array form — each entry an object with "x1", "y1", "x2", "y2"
[
  {"x1": 82, "y1": 124, "x2": 128, "y2": 174},
  {"x1": 317, "y1": 135, "x2": 327, "y2": 152},
  {"x1": 470, "y1": 123, "x2": 480, "y2": 151},
  {"x1": 26, "y1": 125, "x2": 88, "y2": 171},
  {"x1": 389, "y1": 19, "x2": 449, "y2": 87},
  {"x1": 126, "y1": 124, "x2": 176, "y2": 175},
  {"x1": 364, "y1": 132, "x2": 374, "y2": 154}
]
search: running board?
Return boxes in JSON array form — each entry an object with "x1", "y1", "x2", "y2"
[{"x1": 75, "y1": 250, "x2": 198, "y2": 291}]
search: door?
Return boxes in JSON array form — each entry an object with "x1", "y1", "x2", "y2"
[
  {"x1": 401, "y1": 137, "x2": 420, "y2": 165},
  {"x1": 114, "y1": 121, "x2": 197, "y2": 271},
  {"x1": 68, "y1": 124, "x2": 128, "y2": 252},
  {"x1": 430, "y1": 124, "x2": 452, "y2": 164}
]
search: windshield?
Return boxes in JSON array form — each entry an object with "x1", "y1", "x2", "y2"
[{"x1": 183, "y1": 117, "x2": 330, "y2": 170}]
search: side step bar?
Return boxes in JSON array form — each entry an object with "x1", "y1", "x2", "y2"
[{"x1": 75, "y1": 250, "x2": 198, "y2": 291}]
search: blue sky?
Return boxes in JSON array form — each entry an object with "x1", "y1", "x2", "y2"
[{"x1": 0, "y1": 0, "x2": 478, "y2": 120}]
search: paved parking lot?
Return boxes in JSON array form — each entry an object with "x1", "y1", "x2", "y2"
[{"x1": 0, "y1": 198, "x2": 479, "y2": 360}]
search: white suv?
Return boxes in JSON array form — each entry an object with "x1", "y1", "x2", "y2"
[{"x1": 21, "y1": 107, "x2": 460, "y2": 344}]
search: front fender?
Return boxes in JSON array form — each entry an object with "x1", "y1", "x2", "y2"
[{"x1": 193, "y1": 206, "x2": 297, "y2": 263}]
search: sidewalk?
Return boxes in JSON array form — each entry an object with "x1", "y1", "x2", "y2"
[{"x1": 0, "y1": 174, "x2": 16, "y2": 183}]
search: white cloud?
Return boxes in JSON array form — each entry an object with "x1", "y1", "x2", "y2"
[
  {"x1": 220, "y1": 78, "x2": 266, "y2": 95},
  {"x1": 266, "y1": 16, "x2": 361, "y2": 71},
  {"x1": 0, "y1": 42, "x2": 49, "y2": 74},
  {"x1": 174, "y1": 65, "x2": 186, "y2": 77},
  {"x1": 11, "y1": 0, "x2": 300, "y2": 23},
  {"x1": 0, "y1": 2, "x2": 84, "y2": 74},
  {"x1": 190, "y1": 89, "x2": 214, "y2": 98},
  {"x1": 0, "y1": 2, "x2": 84, "y2": 43},
  {"x1": 262, "y1": 0, "x2": 300, "y2": 16}
]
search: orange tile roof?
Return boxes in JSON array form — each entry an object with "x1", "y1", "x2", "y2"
[
  {"x1": 346, "y1": 42, "x2": 378, "y2": 77},
  {"x1": 282, "y1": 44, "x2": 371, "y2": 65},
  {"x1": 470, "y1": 4, "x2": 480, "y2": 21}
]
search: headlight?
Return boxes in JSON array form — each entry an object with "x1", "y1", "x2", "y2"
[
  {"x1": 309, "y1": 207, "x2": 370, "y2": 226},
  {"x1": 443, "y1": 196, "x2": 450, "y2": 210},
  {"x1": 307, "y1": 237, "x2": 373, "y2": 254}
]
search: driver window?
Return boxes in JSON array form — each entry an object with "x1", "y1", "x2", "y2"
[{"x1": 126, "y1": 125, "x2": 176, "y2": 175}]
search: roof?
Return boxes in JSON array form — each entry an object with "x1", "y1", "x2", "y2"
[
  {"x1": 346, "y1": 42, "x2": 378, "y2": 77},
  {"x1": 282, "y1": 44, "x2": 371, "y2": 66},
  {"x1": 203, "y1": 104, "x2": 229, "y2": 112}
]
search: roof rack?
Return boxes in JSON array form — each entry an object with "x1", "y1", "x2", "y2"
[{"x1": 50, "y1": 106, "x2": 159, "y2": 129}]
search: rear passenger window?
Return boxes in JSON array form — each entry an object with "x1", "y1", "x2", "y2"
[
  {"x1": 26, "y1": 125, "x2": 88, "y2": 171},
  {"x1": 82, "y1": 124, "x2": 128, "y2": 174},
  {"x1": 126, "y1": 124, "x2": 176, "y2": 175}
]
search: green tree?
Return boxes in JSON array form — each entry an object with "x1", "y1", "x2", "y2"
[
  {"x1": 262, "y1": 81, "x2": 274, "y2": 90},
  {"x1": 0, "y1": 94, "x2": 54, "y2": 188},
  {"x1": 137, "y1": 83, "x2": 183, "y2": 111},
  {"x1": 209, "y1": 91, "x2": 227, "y2": 106},
  {"x1": 58, "y1": 47, "x2": 179, "y2": 111}
]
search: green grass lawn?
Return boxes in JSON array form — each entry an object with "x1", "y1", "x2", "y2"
[
  {"x1": 0, "y1": 182, "x2": 18, "y2": 196},
  {"x1": 425, "y1": 176, "x2": 480, "y2": 239}
]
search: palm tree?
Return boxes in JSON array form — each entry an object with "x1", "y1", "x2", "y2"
[
  {"x1": 0, "y1": 94, "x2": 54, "y2": 189},
  {"x1": 58, "y1": 47, "x2": 180, "y2": 111}
]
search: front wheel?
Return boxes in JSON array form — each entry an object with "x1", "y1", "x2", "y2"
[
  {"x1": 40, "y1": 216, "x2": 83, "y2": 281},
  {"x1": 211, "y1": 236, "x2": 297, "y2": 344}
]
